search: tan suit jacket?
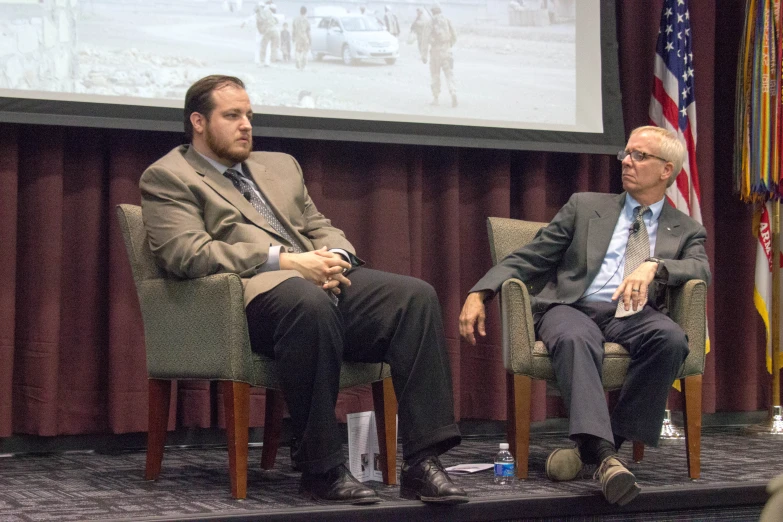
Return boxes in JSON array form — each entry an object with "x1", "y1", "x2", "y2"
[{"x1": 140, "y1": 145, "x2": 357, "y2": 307}]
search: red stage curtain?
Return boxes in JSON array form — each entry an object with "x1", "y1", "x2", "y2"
[{"x1": 0, "y1": 0, "x2": 770, "y2": 437}]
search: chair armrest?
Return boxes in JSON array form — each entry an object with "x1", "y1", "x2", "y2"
[
  {"x1": 499, "y1": 278, "x2": 537, "y2": 375},
  {"x1": 668, "y1": 279, "x2": 707, "y2": 378},
  {"x1": 137, "y1": 272, "x2": 256, "y2": 383}
]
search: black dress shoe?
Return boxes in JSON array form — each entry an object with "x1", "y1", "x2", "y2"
[
  {"x1": 400, "y1": 456, "x2": 469, "y2": 504},
  {"x1": 300, "y1": 464, "x2": 380, "y2": 505}
]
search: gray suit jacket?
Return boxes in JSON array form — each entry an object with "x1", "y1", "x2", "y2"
[
  {"x1": 470, "y1": 192, "x2": 711, "y2": 317},
  {"x1": 140, "y1": 145, "x2": 358, "y2": 307}
]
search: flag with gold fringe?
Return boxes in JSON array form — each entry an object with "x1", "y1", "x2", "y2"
[
  {"x1": 754, "y1": 202, "x2": 783, "y2": 373},
  {"x1": 735, "y1": 0, "x2": 783, "y2": 374},
  {"x1": 734, "y1": 0, "x2": 780, "y2": 201}
]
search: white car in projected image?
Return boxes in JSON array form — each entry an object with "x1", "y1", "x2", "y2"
[{"x1": 310, "y1": 12, "x2": 399, "y2": 66}]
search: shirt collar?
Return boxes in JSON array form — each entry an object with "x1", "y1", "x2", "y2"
[
  {"x1": 195, "y1": 149, "x2": 244, "y2": 177},
  {"x1": 624, "y1": 193, "x2": 665, "y2": 223}
]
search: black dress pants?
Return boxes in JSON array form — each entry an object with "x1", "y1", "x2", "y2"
[
  {"x1": 245, "y1": 267, "x2": 461, "y2": 474},
  {"x1": 535, "y1": 300, "x2": 689, "y2": 447}
]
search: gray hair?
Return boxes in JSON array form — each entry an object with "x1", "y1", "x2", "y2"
[{"x1": 629, "y1": 126, "x2": 686, "y2": 187}]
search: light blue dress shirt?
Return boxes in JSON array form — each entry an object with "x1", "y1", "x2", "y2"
[{"x1": 580, "y1": 194, "x2": 665, "y2": 303}]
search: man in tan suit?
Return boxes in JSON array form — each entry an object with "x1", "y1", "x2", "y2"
[{"x1": 140, "y1": 75, "x2": 467, "y2": 505}]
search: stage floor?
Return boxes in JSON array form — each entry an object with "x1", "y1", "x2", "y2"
[{"x1": 0, "y1": 426, "x2": 778, "y2": 521}]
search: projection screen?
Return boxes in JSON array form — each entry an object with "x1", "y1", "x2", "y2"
[{"x1": 0, "y1": 0, "x2": 624, "y2": 153}]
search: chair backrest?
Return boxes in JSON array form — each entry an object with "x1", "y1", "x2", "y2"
[
  {"x1": 486, "y1": 217, "x2": 548, "y2": 266},
  {"x1": 487, "y1": 217, "x2": 553, "y2": 295},
  {"x1": 116, "y1": 204, "x2": 167, "y2": 285}
]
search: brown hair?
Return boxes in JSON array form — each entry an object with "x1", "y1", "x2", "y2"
[{"x1": 184, "y1": 75, "x2": 246, "y2": 141}]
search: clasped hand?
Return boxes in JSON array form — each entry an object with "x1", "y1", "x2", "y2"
[
  {"x1": 612, "y1": 261, "x2": 659, "y2": 312},
  {"x1": 280, "y1": 246, "x2": 352, "y2": 295}
]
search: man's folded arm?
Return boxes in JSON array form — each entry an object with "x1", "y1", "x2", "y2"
[
  {"x1": 140, "y1": 166, "x2": 270, "y2": 279},
  {"x1": 657, "y1": 225, "x2": 711, "y2": 287}
]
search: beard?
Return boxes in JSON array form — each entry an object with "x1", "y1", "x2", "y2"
[{"x1": 204, "y1": 123, "x2": 252, "y2": 165}]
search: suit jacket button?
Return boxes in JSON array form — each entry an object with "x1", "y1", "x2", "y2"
[{"x1": 286, "y1": 247, "x2": 295, "y2": 253}]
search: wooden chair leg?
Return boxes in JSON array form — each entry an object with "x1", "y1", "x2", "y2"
[
  {"x1": 632, "y1": 441, "x2": 644, "y2": 463},
  {"x1": 145, "y1": 379, "x2": 172, "y2": 481},
  {"x1": 507, "y1": 373, "x2": 531, "y2": 479},
  {"x1": 372, "y1": 377, "x2": 399, "y2": 485},
  {"x1": 222, "y1": 380, "x2": 250, "y2": 499},
  {"x1": 261, "y1": 388, "x2": 285, "y2": 470},
  {"x1": 682, "y1": 374, "x2": 702, "y2": 479}
]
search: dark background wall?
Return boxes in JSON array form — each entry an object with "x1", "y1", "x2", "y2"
[{"x1": 0, "y1": 0, "x2": 771, "y2": 438}]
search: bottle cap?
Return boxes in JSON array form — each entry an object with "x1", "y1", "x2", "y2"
[{"x1": 499, "y1": 442, "x2": 509, "y2": 450}]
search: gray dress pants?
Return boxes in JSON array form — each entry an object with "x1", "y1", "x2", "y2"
[{"x1": 535, "y1": 300, "x2": 689, "y2": 447}]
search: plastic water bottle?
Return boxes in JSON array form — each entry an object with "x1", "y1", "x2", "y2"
[{"x1": 493, "y1": 442, "x2": 515, "y2": 485}]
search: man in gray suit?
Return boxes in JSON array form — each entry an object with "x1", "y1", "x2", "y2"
[
  {"x1": 140, "y1": 75, "x2": 467, "y2": 505},
  {"x1": 459, "y1": 126, "x2": 710, "y2": 506}
]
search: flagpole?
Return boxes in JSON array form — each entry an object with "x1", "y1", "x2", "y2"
[
  {"x1": 773, "y1": 199, "x2": 781, "y2": 409},
  {"x1": 745, "y1": 199, "x2": 783, "y2": 435}
]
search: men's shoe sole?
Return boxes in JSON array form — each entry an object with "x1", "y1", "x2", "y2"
[
  {"x1": 300, "y1": 490, "x2": 381, "y2": 505},
  {"x1": 400, "y1": 487, "x2": 469, "y2": 504},
  {"x1": 603, "y1": 471, "x2": 639, "y2": 505},
  {"x1": 615, "y1": 482, "x2": 641, "y2": 506}
]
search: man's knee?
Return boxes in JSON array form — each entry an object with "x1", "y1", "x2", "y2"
[
  {"x1": 394, "y1": 276, "x2": 438, "y2": 309},
  {"x1": 653, "y1": 324, "x2": 689, "y2": 362},
  {"x1": 547, "y1": 330, "x2": 602, "y2": 358},
  {"x1": 290, "y1": 283, "x2": 337, "y2": 317}
]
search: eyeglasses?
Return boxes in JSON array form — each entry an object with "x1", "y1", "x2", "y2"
[{"x1": 617, "y1": 149, "x2": 670, "y2": 163}]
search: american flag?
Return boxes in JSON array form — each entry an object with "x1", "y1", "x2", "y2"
[
  {"x1": 649, "y1": 0, "x2": 702, "y2": 224},
  {"x1": 649, "y1": 0, "x2": 709, "y2": 362}
]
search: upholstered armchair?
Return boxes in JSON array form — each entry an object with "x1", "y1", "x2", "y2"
[
  {"x1": 116, "y1": 204, "x2": 398, "y2": 499},
  {"x1": 486, "y1": 217, "x2": 707, "y2": 480}
]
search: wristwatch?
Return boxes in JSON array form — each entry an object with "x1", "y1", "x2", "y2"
[{"x1": 645, "y1": 257, "x2": 668, "y2": 281}]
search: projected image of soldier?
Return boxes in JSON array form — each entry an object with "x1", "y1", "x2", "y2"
[
  {"x1": 261, "y1": 3, "x2": 282, "y2": 66},
  {"x1": 246, "y1": 1, "x2": 281, "y2": 67},
  {"x1": 281, "y1": 22, "x2": 291, "y2": 62},
  {"x1": 410, "y1": 7, "x2": 431, "y2": 64},
  {"x1": 428, "y1": 5, "x2": 457, "y2": 107},
  {"x1": 292, "y1": 5, "x2": 311, "y2": 70},
  {"x1": 384, "y1": 5, "x2": 400, "y2": 37},
  {"x1": 243, "y1": 1, "x2": 275, "y2": 66}
]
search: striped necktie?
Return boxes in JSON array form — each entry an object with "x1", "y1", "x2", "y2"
[
  {"x1": 223, "y1": 168, "x2": 338, "y2": 305},
  {"x1": 616, "y1": 205, "x2": 650, "y2": 317}
]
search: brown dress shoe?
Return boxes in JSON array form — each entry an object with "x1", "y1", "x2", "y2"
[
  {"x1": 300, "y1": 464, "x2": 380, "y2": 505},
  {"x1": 546, "y1": 446, "x2": 586, "y2": 481},
  {"x1": 594, "y1": 456, "x2": 641, "y2": 506},
  {"x1": 400, "y1": 456, "x2": 469, "y2": 504}
]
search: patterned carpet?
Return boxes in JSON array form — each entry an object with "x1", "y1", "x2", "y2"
[{"x1": 0, "y1": 426, "x2": 778, "y2": 521}]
